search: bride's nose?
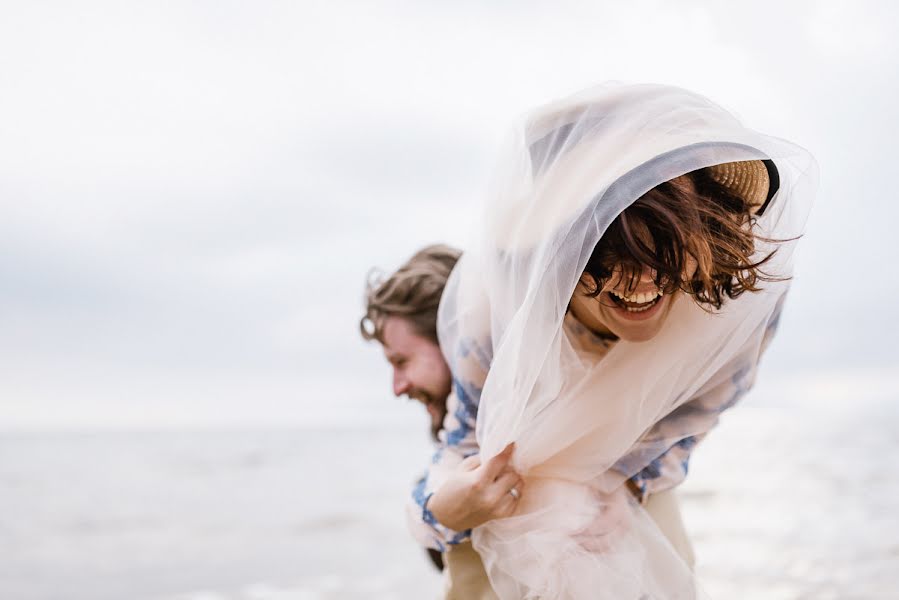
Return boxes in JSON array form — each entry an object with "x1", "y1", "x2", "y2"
[{"x1": 638, "y1": 268, "x2": 658, "y2": 284}]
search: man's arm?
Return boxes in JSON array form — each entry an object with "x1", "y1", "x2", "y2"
[
  {"x1": 404, "y1": 380, "x2": 481, "y2": 550},
  {"x1": 405, "y1": 331, "x2": 524, "y2": 548}
]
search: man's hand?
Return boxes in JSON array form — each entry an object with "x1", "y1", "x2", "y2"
[{"x1": 427, "y1": 442, "x2": 523, "y2": 531}]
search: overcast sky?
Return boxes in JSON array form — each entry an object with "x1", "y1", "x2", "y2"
[{"x1": 1, "y1": 0, "x2": 897, "y2": 430}]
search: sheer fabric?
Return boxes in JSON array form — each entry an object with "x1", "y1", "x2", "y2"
[{"x1": 437, "y1": 83, "x2": 816, "y2": 599}]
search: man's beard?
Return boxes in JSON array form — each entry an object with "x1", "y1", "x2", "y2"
[
  {"x1": 414, "y1": 391, "x2": 449, "y2": 442},
  {"x1": 429, "y1": 404, "x2": 448, "y2": 441}
]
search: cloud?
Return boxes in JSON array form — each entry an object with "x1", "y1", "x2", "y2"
[{"x1": 1, "y1": 0, "x2": 896, "y2": 428}]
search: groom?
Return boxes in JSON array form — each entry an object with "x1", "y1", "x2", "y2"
[{"x1": 361, "y1": 244, "x2": 509, "y2": 599}]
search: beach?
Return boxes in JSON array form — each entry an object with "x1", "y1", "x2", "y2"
[{"x1": 2, "y1": 384, "x2": 897, "y2": 600}]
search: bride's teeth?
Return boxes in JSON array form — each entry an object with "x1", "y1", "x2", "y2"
[
  {"x1": 625, "y1": 302, "x2": 655, "y2": 312},
  {"x1": 611, "y1": 289, "x2": 662, "y2": 304}
]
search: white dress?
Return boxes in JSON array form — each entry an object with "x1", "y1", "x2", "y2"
[{"x1": 437, "y1": 82, "x2": 817, "y2": 599}]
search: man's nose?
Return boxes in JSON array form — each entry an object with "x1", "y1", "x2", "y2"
[{"x1": 393, "y1": 369, "x2": 411, "y2": 396}]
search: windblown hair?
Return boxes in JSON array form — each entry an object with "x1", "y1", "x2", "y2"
[
  {"x1": 582, "y1": 167, "x2": 787, "y2": 310},
  {"x1": 361, "y1": 244, "x2": 462, "y2": 344}
]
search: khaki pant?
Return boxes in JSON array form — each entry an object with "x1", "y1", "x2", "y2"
[{"x1": 442, "y1": 488, "x2": 694, "y2": 600}]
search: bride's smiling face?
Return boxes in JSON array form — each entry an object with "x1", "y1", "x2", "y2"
[
  {"x1": 568, "y1": 266, "x2": 688, "y2": 343},
  {"x1": 570, "y1": 174, "x2": 704, "y2": 343}
]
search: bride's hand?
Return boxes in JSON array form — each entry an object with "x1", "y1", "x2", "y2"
[
  {"x1": 428, "y1": 442, "x2": 523, "y2": 531},
  {"x1": 573, "y1": 484, "x2": 632, "y2": 553}
]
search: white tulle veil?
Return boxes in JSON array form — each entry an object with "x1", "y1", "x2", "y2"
[{"x1": 437, "y1": 83, "x2": 816, "y2": 599}]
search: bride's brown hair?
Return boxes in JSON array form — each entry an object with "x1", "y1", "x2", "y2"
[{"x1": 581, "y1": 167, "x2": 787, "y2": 310}]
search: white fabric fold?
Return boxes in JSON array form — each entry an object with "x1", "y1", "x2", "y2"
[{"x1": 438, "y1": 82, "x2": 816, "y2": 599}]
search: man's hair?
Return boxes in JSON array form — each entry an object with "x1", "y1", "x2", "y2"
[
  {"x1": 361, "y1": 244, "x2": 462, "y2": 344},
  {"x1": 582, "y1": 167, "x2": 787, "y2": 310}
]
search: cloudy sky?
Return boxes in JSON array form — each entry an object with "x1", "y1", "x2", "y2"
[{"x1": 1, "y1": 0, "x2": 897, "y2": 430}]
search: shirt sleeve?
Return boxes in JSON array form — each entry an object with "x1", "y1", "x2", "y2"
[
  {"x1": 617, "y1": 293, "x2": 787, "y2": 501},
  {"x1": 405, "y1": 350, "x2": 488, "y2": 549}
]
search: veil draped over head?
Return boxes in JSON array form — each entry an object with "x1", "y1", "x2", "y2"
[{"x1": 437, "y1": 83, "x2": 816, "y2": 599}]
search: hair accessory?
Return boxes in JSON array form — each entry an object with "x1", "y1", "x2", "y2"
[{"x1": 706, "y1": 160, "x2": 770, "y2": 213}]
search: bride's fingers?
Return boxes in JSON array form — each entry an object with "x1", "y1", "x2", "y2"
[
  {"x1": 494, "y1": 460, "x2": 519, "y2": 478},
  {"x1": 494, "y1": 490, "x2": 519, "y2": 517},
  {"x1": 460, "y1": 455, "x2": 481, "y2": 471},
  {"x1": 480, "y1": 442, "x2": 515, "y2": 481},
  {"x1": 574, "y1": 531, "x2": 612, "y2": 554},
  {"x1": 493, "y1": 470, "x2": 521, "y2": 492}
]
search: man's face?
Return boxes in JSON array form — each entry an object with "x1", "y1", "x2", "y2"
[{"x1": 380, "y1": 316, "x2": 452, "y2": 437}]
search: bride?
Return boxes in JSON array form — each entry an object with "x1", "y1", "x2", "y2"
[{"x1": 427, "y1": 83, "x2": 816, "y2": 598}]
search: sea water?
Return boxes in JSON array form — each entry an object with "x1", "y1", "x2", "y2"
[
  {"x1": 2, "y1": 394, "x2": 897, "y2": 599},
  {"x1": 0, "y1": 428, "x2": 442, "y2": 600}
]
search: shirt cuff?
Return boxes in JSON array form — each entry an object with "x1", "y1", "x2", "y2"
[{"x1": 423, "y1": 492, "x2": 472, "y2": 545}]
